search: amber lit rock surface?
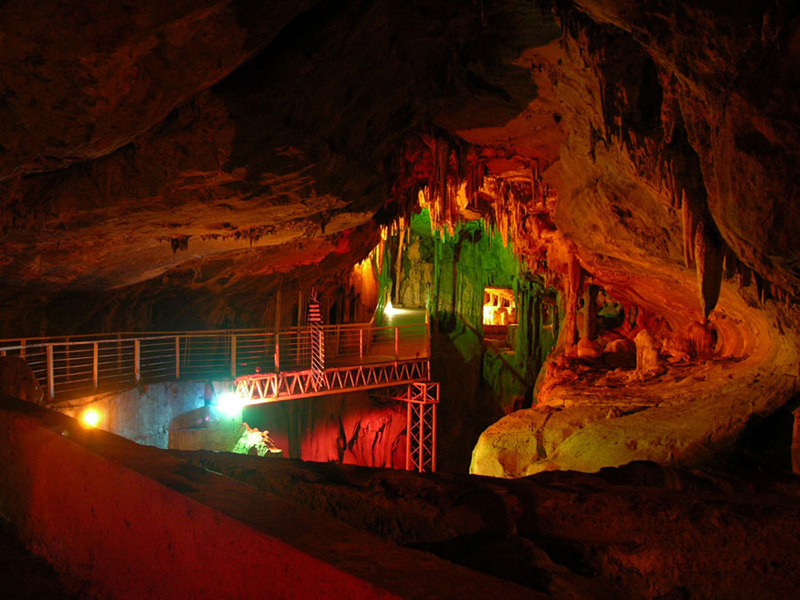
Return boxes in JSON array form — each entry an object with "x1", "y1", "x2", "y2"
[{"x1": 469, "y1": 1, "x2": 800, "y2": 476}]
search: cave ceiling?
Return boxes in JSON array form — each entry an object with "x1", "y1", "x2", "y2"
[
  {"x1": 0, "y1": 1, "x2": 558, "y2": 314},
  {"x1": 0, "y1": 0, "x2": 798, "y2": 339}
]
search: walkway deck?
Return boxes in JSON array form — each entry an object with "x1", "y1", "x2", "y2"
[
  {"x1": 0, "y1": 308, "x2": 439, "y2": 472},
  {"x1": 0, "y1": 311, "x2": 429, "y2": 403}
]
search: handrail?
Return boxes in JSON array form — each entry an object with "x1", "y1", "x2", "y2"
[
  {"x1": 0, "y1": 319, "x2": 425, "y2": 351},
  {"x1": 0, "y1": 328, "x2": 264, "y2": 344},
  {"x1": 1, "y1": 320, "x2": 429, "y2": 403},
  {"x1": 0, "y1": 322, "x2": 426, "y2": 352}
]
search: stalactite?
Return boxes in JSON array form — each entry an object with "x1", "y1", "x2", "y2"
[
  {"x1": 439, "y1": 139, "x2": 451, "y2": 234},
  {"x1": 378, "y1": 235, "x2": 386, "y2": 276},
  {"x1": 694, "y1": 221, "x2": 724, "y2": 321},
  {"x1": 754, "y1": 271, "x2": 768, "y2": 305},
  {"x1": 671, "y1": 167, "x2": 680, "y2": 209},
  {"x1": 722, "y1": 246, "x2": 738, "y2": 280},
  {"x1": 681, "y1": 190, "x2": 693, "y2": 268}
]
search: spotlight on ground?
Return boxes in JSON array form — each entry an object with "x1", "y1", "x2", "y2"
[
  {"x1": 80, "y1": 407, "x2": 102, "y2": 428},
  {"x1": 215, "y1": 391, "x2": 243, "y2": 418}
]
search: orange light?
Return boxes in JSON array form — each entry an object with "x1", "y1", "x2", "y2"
[{"x1": 80, "y1": 407, "x2": 102, "y2": 428}]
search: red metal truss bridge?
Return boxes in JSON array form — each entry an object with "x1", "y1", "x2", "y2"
[
  {"x1": 233, "y1": 313, "x2": 439, "y2": 473},
  {"x1": 0, "y1": 313, "x2": 439, "y2": 472}
]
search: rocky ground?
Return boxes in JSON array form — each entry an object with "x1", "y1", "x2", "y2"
[{"x1": 172, "y1": 450, "x2": 800, "y2": 599}]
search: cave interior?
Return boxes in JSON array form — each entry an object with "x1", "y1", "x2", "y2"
[{"x1": 2, "y1": 0, "x2": 800, "y2": 597}]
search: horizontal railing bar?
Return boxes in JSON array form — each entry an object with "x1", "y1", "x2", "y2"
[
  {"x1": 0, "y1": 322, "x2": 428, "y2": 352},
  {"x1": 7, "y1": 314, "x2": 430, "y2": 402}
]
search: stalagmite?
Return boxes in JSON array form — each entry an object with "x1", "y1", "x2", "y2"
[
  {"x1": 634, "y1": 329, "x2": 660, "y2": 372},
  {"x1": 694, "y1": 221, "x2": 724, "y2": 321},
  {"x1": 564, "y1": 252, "x2": 582, "y2": 350}
]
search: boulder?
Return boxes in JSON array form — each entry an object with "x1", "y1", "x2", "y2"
[
  {"x1": 470, "y1": 406, "x2": 611, "y2": 478},
  {"x1": 0, "y1": 356, "x2": 44, "y2": 404}
]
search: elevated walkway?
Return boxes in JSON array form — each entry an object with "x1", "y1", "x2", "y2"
[{"x1": 0, "y1": 308, "x2": 439, "y2": 471}]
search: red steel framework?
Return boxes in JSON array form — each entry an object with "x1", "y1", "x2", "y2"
[
  {"x1": 1, "y1": 311, "x2": 439, "y2": 473},
  {"x1": 234, "y1": 358, "x2": 439, "y2": 473},
  {"x1": 370, "y1": 382, "x2": 438, "y2": 472},
  {"x1": 235, "y1": 358, "x2": 430, "y2": 402}
]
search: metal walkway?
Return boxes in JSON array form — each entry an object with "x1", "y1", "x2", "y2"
[{"x1": 0, "y1": 309, "x2": 439, "y2": 472}]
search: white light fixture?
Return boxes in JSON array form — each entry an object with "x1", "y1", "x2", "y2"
[{"x1": 214, "y1": 391, "x2": 243, "y2": 418}]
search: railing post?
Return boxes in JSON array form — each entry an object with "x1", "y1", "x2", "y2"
[
  {"x1": 394, "y1": 326, "x2": 399, "y2": 361},
  {"x1": 46, "y1": 344, "x2": 54, "y2": 400},
  {"x1": 175, "y1": 336, "x2": 180, "y2": 380},
  {"x1": 275, "y1": 333, "x2": 280, "y2": 373},
  {"x1": 93, "y1": 342, "x2": 99, "y2": 389},
  {"x1": 359, "y1": 328, "x2": 364, "y2": 360},
  {"x1": 134, "y1": 339, "x2": 141, "y2": 382},
  {"x1": 426, "y1": 316, "x2": 432, "y2": 379},
  {"x1": 231, "y1": 334, "x2": 237, "y2": 378},
  {"x1": 20, "y1": 339, "x2": 26, "y2": 359},
  {"x1": 426, "y1": 313, "x2": 431, "y2": 350}
]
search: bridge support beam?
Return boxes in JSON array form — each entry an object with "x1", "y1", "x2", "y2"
[{"x1": 403, "y1": 382, "x2": 438, "y2": 473}]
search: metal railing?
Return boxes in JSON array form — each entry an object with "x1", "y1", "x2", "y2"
[{"x1": 0, "y1": 321, "x2": 429, "y2": 403}]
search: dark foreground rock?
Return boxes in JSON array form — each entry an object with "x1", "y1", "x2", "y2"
[
  {"x1": 172, "y1": 451, "x2": 800, "y2": 599},
  {"x1": 0, "y1": 519, "x2": 76, "y2": 599}
]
